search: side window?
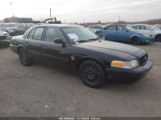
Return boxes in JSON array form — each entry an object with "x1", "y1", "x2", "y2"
[
  {"x1": 27, "y1": 28, "x2": 35, "y2": 39},
  {"x1": 45, "y1": 27, "x2": 63, "y2": 42},
  {"x1": 105, "y1": 26, "x2": 116, "y2": 31},
  {"x1": 139, "y1": 26, "x2": 144, "y2": 30},
  {"x1": 32, "y1": 27, "x2": 44, "y2": 40},
  {"x1": 117, "y1": 26, "x2": 127, "y2": 31},
  {"x1": 145, "y1": 26, "x2": 151, "y2": 30},
  {"x1": 133, "y1": 26, "x2": 138, "y2": 29},
  {"x1": 137, "y1": 26, "x2": 140, "y2": 29}
]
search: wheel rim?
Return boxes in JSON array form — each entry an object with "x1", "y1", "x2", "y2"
[
  {"x1": 155, "y1": 36, "x2": 161, "y2": 42},
  {"x1": 82, "y1": 64, "x2": 101, "y2": 84},
  {"x1": 132, "y1": 37, "x2": 140, "y2": 45}
]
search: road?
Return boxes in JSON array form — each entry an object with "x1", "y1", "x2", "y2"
[{"x1": 0, "y1": 43, "x2": 161, "y2": 117}]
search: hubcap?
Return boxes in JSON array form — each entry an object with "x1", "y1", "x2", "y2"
[{"x1": 83, "y1": 65, "x2": 101, "y2": 83}]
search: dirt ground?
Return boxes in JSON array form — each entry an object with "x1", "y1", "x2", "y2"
[{"x1": 0, "y1": 42, "x2": 161, "y2": 117}]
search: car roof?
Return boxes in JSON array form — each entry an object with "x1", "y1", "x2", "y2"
[
  {"x1": 104, "y1": 24, "x2": 127, "y2": 27},
  {"x1": 34, "y1": 24, "x2": 81, "y2": 28},
  {"x1": 131, "y1": 24, "x2": 151, "y2": 26}
]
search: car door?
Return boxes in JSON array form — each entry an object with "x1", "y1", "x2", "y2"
[
  {"x1": 103, "y1": 25, "x2": 117, "y2": 40},
  {"x1": 41, "y1": 26, "x2": 70, "y2": 65},
  {"x1": 115, "y1": 26, "x2": 130, "y2": 42},
  {"x1": 24, "y1": 27, "x2": 45, "y2": 60}
]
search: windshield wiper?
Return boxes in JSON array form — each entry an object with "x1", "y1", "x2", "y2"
[
  {"x1": 78, "y1": 40, "x2": 89, "y2": 43},
  {"x1": 75, "y1": 37, "x2": 101, "y2": 43},
  {"x1": 79, "y1": 38, "x2": 98, "y2": 43},
  {"x1": 88, "y1": 38, "x2": 98, "y2": 41}
]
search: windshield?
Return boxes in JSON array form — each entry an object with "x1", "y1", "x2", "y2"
[{"x1": 61, "y1": 26, "x2": 98, "y2": 43}]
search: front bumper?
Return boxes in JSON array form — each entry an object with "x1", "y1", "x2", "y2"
[
  {"x1": 10, "y1": 44, "x2": 18, "y2": 54},
  {"x1": 141, "y1": 37, "x2": 154, "y2": 44},
  {"x1": 106, "y1": 60, "x2": 152, "y2": 81}
]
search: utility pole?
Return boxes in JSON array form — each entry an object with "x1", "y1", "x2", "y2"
[
  {"x1": 118, "y1": 15, "x2": 120, "y2": 23},
  {"x1": 9, "y1": 1, "x2": 15, "y2": 17},
  {"x1": 50, "y1": 8, "x2": 52, "y2": 18}
]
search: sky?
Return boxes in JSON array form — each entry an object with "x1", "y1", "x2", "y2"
[{"x1": 0, "y1": 0, "x2": 161, "y2": 23}]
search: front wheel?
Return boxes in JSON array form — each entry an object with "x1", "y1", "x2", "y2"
[
  {"x1": 18, "y1": 48, "x2": 32, "y2": 66},
  {"x1": 79, "y1": 60, "x2": 106, "y2": 88},
  {"x1": 131, "y1": 36, "x2": 140, "y2": 45}
]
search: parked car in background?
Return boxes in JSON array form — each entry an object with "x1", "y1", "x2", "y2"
[
  {"x1": 99, "y1": 24, "x2": 154, "y2": 45},
  {"x1": 131, "y1": 24, "x2": 161, "y2": 42},
  {"x1": 10, "y1": 24, "x2": 152, "y2": 88},
  {"x1": 87, "y1": 25, "x2": 104, "y2": 35},
  {"x1": 0, "y1": 23, "x2": 35, "y2": 36},
  {"x1": 0, "y1": 29, "x2": 10, "y2": 47}
]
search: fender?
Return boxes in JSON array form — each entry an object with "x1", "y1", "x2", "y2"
[
  {"x1": 76, "y1": 56, "x2": 107, "y2": 72},
  {"x1": 130, "y1": 35, "x2": 141, "y2": 40}
]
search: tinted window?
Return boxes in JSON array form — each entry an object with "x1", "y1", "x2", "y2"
[
  {"x1": 27, "y1": 28, "x2": 35, "y2": 39},
  {"x1": 32, "y1": 27, "x2": 44, "y2": 40},
  {"x1": 45, "y1": 28, "x2": 63, "y2": 42}
]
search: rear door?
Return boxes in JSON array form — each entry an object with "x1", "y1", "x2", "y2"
[
  {"x1": 103, "y1": 25, "x2": 117, "y2": 40},
  {"x1": 115, "y1": 26, "x2": 130, "y2": 42},
  {"x1": 41, "y1": 26, "x2": 70, "y2": 65},
  {"x1": 25, "y1": 27, "x2": 45, "y2": 60}
]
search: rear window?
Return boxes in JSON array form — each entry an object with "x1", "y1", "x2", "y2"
[{"x1": 32, "y1": 27, "x2": 44, "y2": 40}]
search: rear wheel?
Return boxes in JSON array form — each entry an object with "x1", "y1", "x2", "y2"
[
  {"x1": 155, "y1": 34, "x2": 161, "y2": 42},
  {"x1": 79, "y1": 60, "x2": 106, "y2": 88},
  {"x1": 18, "y1": 48, "x2": 32, "y2": 66},
  {"x1": 131, "y1": 36, "x2": 140, "y2": 45}
]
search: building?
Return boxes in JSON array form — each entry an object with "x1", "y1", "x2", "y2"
[{"x1": 4, "y1": 17, "x2": 33, "y2": 23}]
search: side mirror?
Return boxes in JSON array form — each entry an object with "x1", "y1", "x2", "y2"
[
  {"x1": 54, "y1": 38, "x2": 64, "y2": 44},
  {"x1": 54, "y1": 38, "x2": 66, "y2": 47}
]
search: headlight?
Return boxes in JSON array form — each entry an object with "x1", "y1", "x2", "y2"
[{"x1": 111, "y1": 60, "x2": 139, "y2": 69}]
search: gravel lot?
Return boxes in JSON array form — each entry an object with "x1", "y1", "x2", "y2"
[{"x1": 0, "y1": 42, "x2": 161, "y2": 117}]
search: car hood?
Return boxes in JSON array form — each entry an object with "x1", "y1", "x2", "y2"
[
  {"x1": 0, "y1": 31, "x2": 8, "y2": 36},
  {"x1": 76, "y1": 40, "x2": 143, "y2": 60}
]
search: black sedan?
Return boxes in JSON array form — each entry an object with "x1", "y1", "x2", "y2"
[{"x1": 10, "y1": 24, "x2": 152, "y2": 88}]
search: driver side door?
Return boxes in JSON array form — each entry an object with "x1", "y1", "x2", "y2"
[{"x1": 42, "y1": 27, "x2": 71, "y2": 65}]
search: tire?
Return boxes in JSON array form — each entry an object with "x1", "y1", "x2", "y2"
[
  {"x1": 79, "y1": 60, "x2": 106, "y2": 88},
  {"x1": 18, "y1": 48, "x2": 32, "y2": 66},
  {"x1": 131, "y1": 36, "x2": 140, "y2": 45},
  {"x1": 155, "y1": 35, "x2": 161, "y2": 42}
]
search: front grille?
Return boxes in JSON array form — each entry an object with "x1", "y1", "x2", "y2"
[{"x1": 139, "y1": 54, "x2": 148, "y2": 65}]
